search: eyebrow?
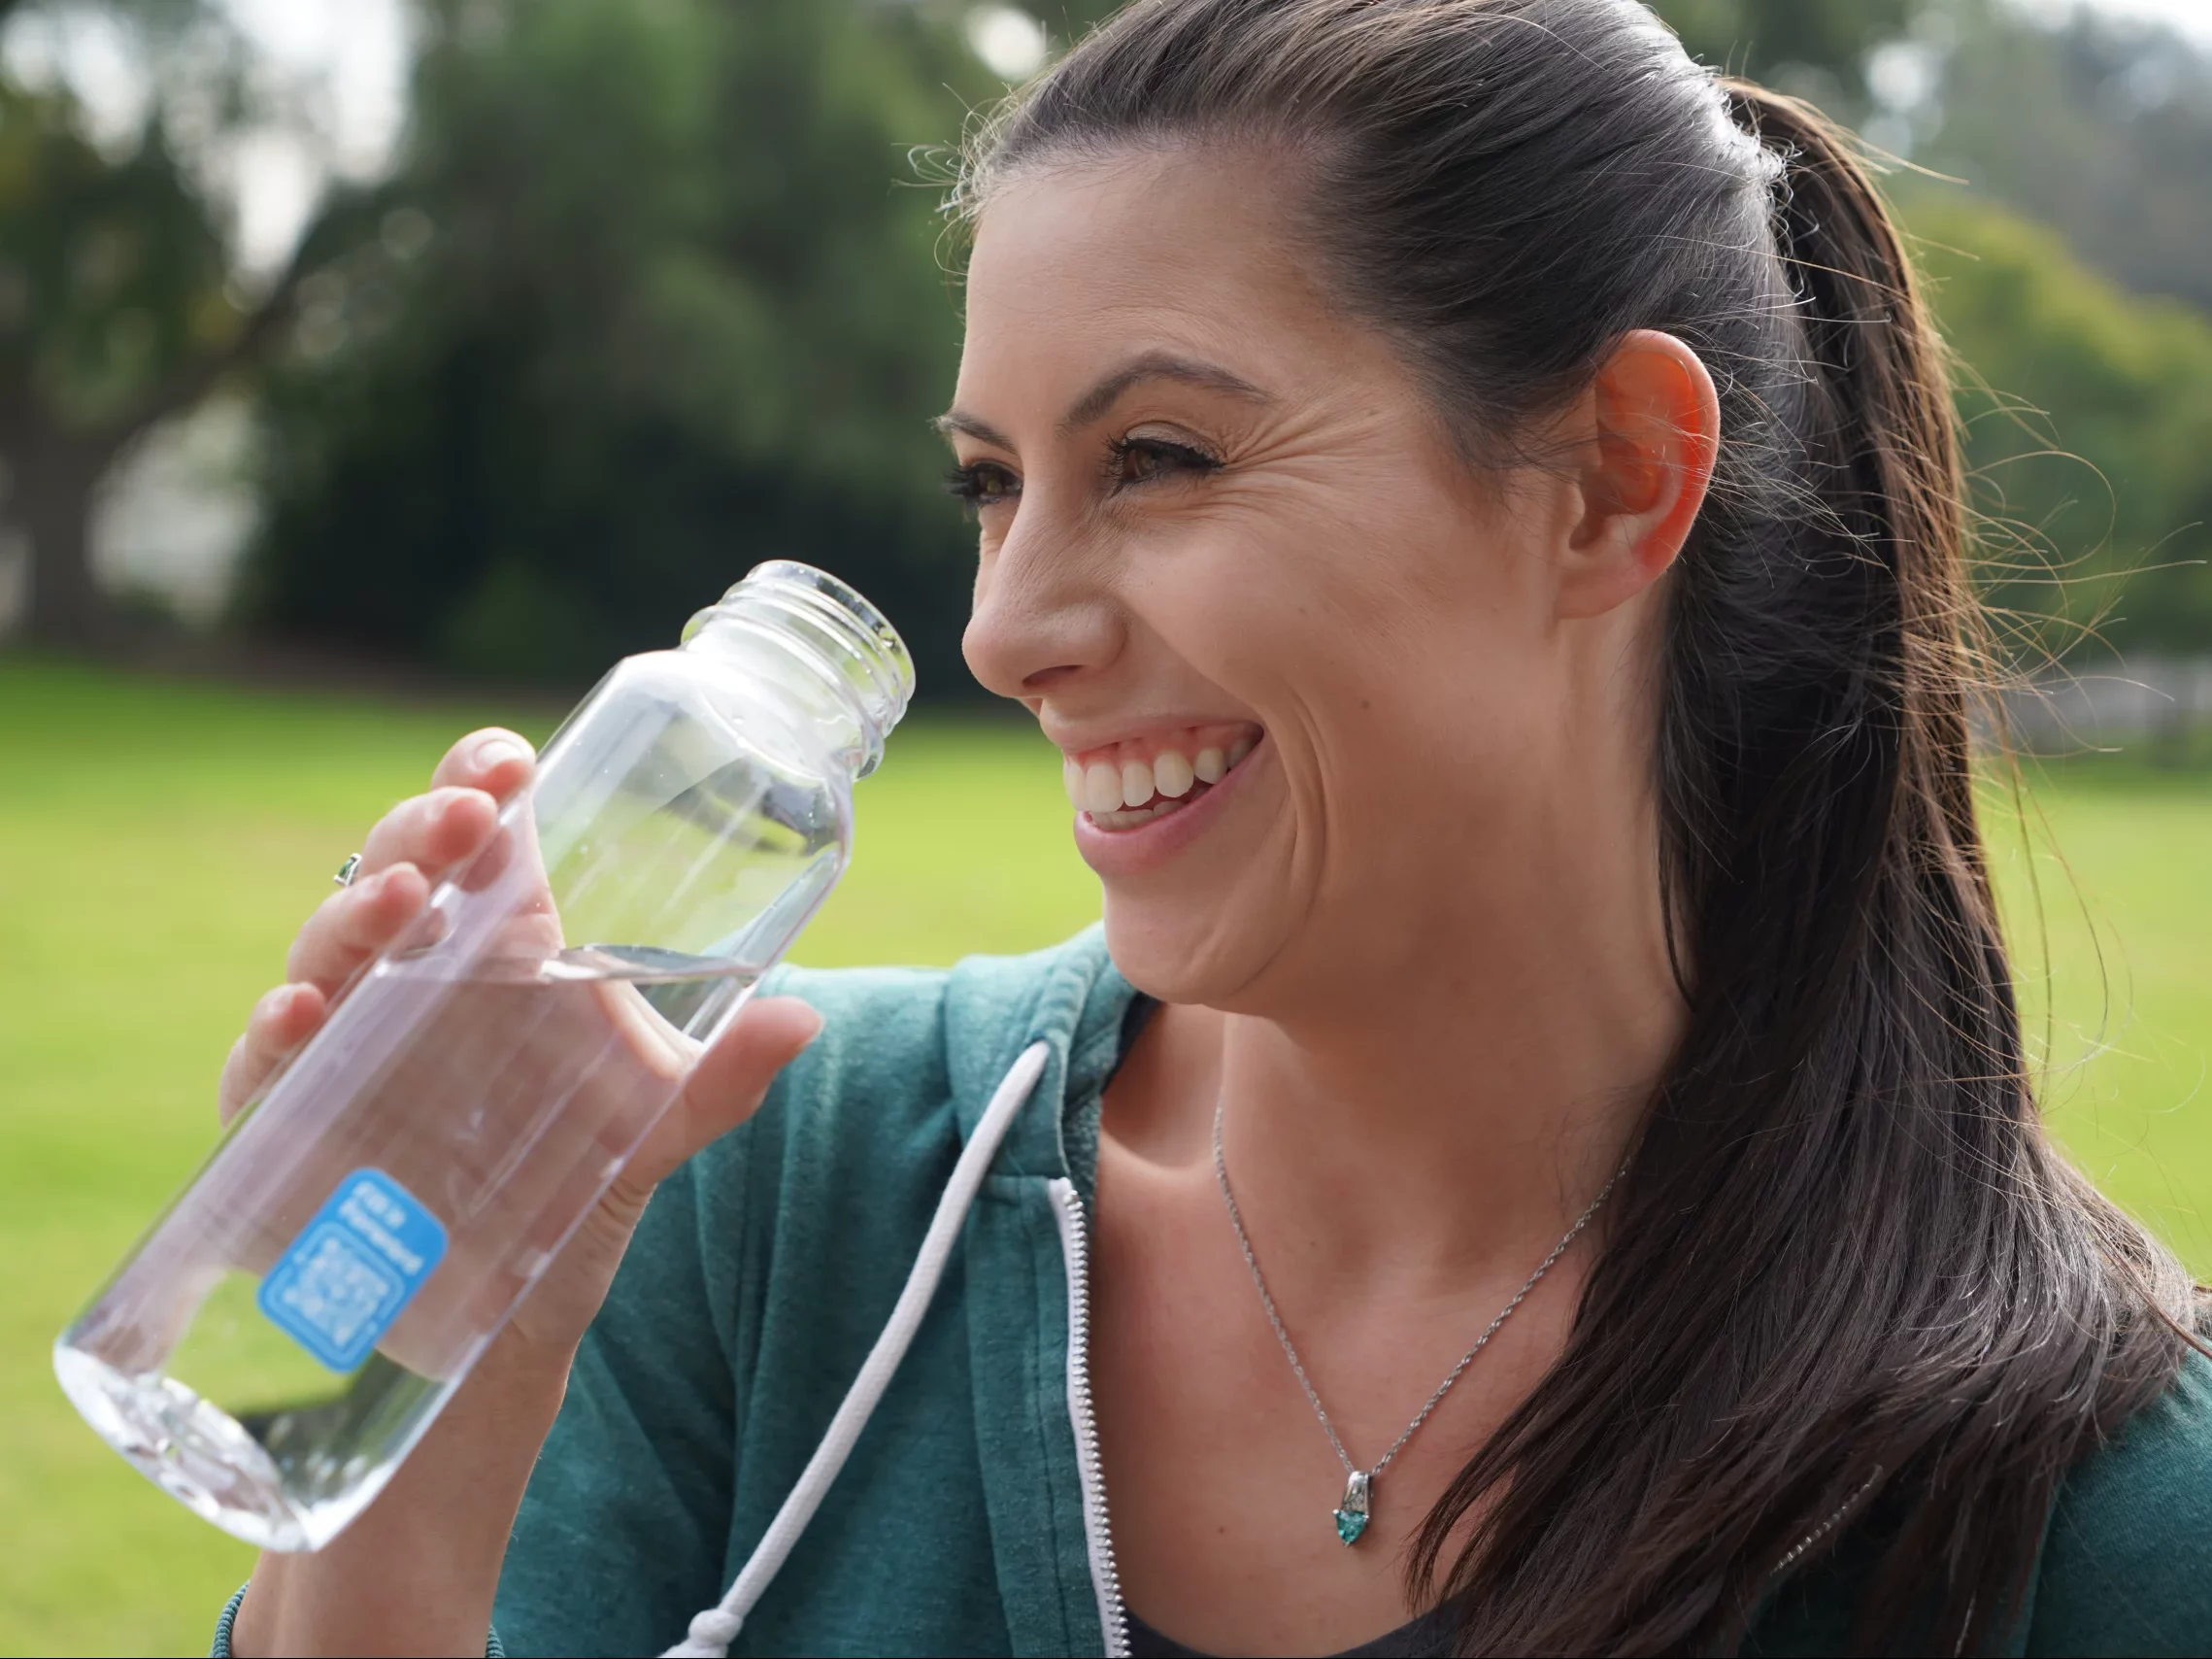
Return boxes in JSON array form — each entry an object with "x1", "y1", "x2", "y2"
[
  {"x1": 930, "y1": 351, "x2": 1275, "y2": 452},
  {"x1": 1058, "y1": 352, "x2": 1274, "y2": 434},
  {"x1": 930, "y1": 409, "x2": 1016, "y2": 449}
]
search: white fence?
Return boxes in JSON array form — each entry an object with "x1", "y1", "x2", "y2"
[{"x1": 1995, "y1": 658, "x2": 2212, "y2": 757}]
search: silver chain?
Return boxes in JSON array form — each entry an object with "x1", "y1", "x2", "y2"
[{"x1": 1211, "y1": 1099, "x2": 1626, "y2": 1487}]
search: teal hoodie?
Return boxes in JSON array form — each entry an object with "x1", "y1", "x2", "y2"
[{"x1": 218, "y1": 928, "x2": 2212, "y2": 1656}]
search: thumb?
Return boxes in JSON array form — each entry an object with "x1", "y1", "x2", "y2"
[{"x1": 623, "y1": 996, "x2": 823, "y2": 1191}]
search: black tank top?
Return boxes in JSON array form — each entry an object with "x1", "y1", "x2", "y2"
[{"x1": 1123, "y1": 1605, "x2": 1458, "y2": 1658}]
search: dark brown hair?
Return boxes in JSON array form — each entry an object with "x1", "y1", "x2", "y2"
[{"x1": 959, "y1": 1, "x2": 2204, "y2": 1652}]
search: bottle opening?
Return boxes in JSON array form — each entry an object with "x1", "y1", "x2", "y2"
[{"x1": 682, "y1": 561, "x2": 917, "y2": 777}]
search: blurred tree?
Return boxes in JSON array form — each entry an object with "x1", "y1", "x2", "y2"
[
  {"x1": 1902, "y1": 187, "x2": 2212, "y2": 660},
  {"x1": 1653, "y1": 0, "x2": 1909, "y2": 95},
  {"x1": 1917, "y1": 0, "x2": 2212, "y2": 316},
  {"x1": 0, "y1": 0, "x2": 343, "y2": 646},
  {"x1": 240, "y1": 0, "x2": 2212, "y2": 685},
  {"x1": 1015, "y1": 5, "x2": 2212, "y2": 325},
  {"x1": 1039, "y1": 0, "x2": 1912, "y2": 95},
  {"x1": 243, "y1": 0, "x2": 995, "y2": 694}
]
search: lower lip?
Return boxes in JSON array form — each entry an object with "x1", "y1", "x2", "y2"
[{"x1": 1069, "y1": 744, "x2": 1261, "y2": 878}]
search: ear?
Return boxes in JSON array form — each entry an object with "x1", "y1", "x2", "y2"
[{"x1": 1556, "y1": 329, "x2": 1719, "y2": 622}]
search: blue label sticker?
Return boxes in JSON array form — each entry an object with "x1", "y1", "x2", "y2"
[{"x1": 256, "y1": 1168, "x2": 449, "y2": 1372}]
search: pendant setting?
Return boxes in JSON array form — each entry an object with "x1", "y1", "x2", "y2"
[{"x1": 1332, "y1": 1470, "x2": 1372, "y2": 1546}]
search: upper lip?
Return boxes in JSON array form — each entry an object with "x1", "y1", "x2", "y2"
[{"x1": 1042, "y1": 716, "x2": 1264, "y2": 758}]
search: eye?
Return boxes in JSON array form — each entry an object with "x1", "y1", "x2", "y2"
[
  {"x1": 944, "y1": 460, "x2": 1021, "y2": 514},
  {"x1": 1107, "y1": 435, "x2": 1223, "y2": 490}
]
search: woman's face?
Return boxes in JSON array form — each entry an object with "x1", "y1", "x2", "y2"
[{"x1": 952, "y1": 150, "x2": 1668, "y2": 1014}]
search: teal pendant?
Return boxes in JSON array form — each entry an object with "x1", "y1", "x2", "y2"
[{"x1": 1332, "y1": 1471, "x2": 1372, "y2": 1546}]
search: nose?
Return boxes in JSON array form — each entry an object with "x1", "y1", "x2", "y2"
[{"x1": 962, "y1": 534, "x2": 1124, "y2": 701}]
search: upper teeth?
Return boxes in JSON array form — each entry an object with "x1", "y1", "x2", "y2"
[
  {"x1": 1155, "y1": 749, "x2": 1195, "y2": 798},
  {"x1": 1121, "y1": 759, "x2": 1154, "y2": 809},
  {"x1": 1060, "y1": 730, "x2": 1260, "y2": 811},
  {"x1": 1081, "y1": 762, "x2": 1123, "y2": 815}
]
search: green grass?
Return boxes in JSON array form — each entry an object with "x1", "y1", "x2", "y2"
[
  {"x1": 0, "y1": 658, "x2": 2207, "y2": 1655},
  {"x1": 1990, "y1": 754, "x2": 2212, "y2": 1270}
]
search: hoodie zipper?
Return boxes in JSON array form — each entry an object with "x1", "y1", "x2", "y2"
[
  {"x1": 1049, "y1": 1177, "x2": 1131, "y2": 1657},
  {"x1": 1776, "y1": 1465, "x2": 1884, "y2": 1575}
]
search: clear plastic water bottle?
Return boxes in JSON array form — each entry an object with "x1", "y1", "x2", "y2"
[{"x1": 54, "y1": 561, "x2": 912, "y2": 1551}]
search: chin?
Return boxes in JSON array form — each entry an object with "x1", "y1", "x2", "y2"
[{"x1": 1099, "y1": 896, "x2": 1274, "y2": 1009}]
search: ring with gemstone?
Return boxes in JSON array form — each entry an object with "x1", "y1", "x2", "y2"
[{"x1": 334, "y1": 853, "x2": 363, "y2": 888}]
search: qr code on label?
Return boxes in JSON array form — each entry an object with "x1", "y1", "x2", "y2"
[
  {"x1": 270, "y1": 1229, "x2": 400, "y2": 1353},
  {"x1": 260, "y1": 1168, "x2": 447, "y2": 1371}
]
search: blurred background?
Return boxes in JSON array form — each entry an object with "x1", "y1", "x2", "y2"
[{"x1": 1, "y1": 0, "x2": 2208, "y2": 1650}]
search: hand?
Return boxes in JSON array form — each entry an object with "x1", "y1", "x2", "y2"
[
  {"x1": 226, "y1": 726, "x2": 821, "y2": 1658},
  {"x1": 215, "y1": 726, "x2": 822, "y2": 1371}
]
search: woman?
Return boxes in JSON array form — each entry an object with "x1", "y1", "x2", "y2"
[{"x1": 218, "y1": 1, "x2": 2212, "y2": 1653}]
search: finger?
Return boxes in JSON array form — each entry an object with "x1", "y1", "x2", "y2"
[
  {"x1": 355, "y1": 787, "x2": 502, "y2": 883},
  {"x1": 428, "y1": 728, "x2": 536, "y2": 799},
  {"x1": 616, "y1": 998, "x2": 823, "y2": 1197},
  {"x1": 684, "y1": 998, "x2": 825, "y2": 1131},
  {"x1": 285, "y1": 863, "x2": 432, "y2": 993},
  {"x1": 218, "y1": 982, "x2": 330, "y2": 1125},
  {"x1": 421, "y1": 731, "x2": 538, "y2": 896}
]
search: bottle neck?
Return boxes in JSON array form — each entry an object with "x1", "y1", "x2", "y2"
[{"x1": 680, "y1": 561, "x2": 915, "y2": 779}]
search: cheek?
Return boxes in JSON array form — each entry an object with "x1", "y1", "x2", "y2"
[{"x1": 1159, "y1": 490, "x2": 1542, "y2": 741}]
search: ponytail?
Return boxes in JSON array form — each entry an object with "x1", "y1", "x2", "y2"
[
  {"x1": 1722, "y1": 81, "x2": 1979, "y2": 844},
  {"x1": 1659, "y1": 84, "x2": 2201, "y2": 1655}
]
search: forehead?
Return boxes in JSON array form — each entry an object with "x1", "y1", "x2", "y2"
[{"x1": 959, "y1": 150, "x2": 1358, "y2": 387}]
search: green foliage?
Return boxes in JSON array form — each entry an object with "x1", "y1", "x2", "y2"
[
  {"x1": 226, "y1": 0, "x2": 2212, "y2": 678},
  {"x1": 0, "y1": 0, "x2": 358, "y2": 645},
  {"x1": 1650, "y1": 0, "x2": 1909, "y2": 91},
  {"x1": 1045, "y1": 0, "x2": 1906, "y2": 91},
  {"x1": 235, "y1": 0, "x2": 1924, "y2": 693},
  {"x1": 242, "y1": 0, "x2": 995, "y2": 694},
  {"x1": 0, "y1": 77, "x2": 229, "y2": 429},
  {"x1": 1899, "y1": 186, "x2": 2212, "y2": 659},
  {"x1": 1919, "y1": 0, "x2": 2212, "y2": 315}
]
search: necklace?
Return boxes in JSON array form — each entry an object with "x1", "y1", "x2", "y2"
[{"x1": 1211, "y1": 1100, "x2": 1625, "y2": 1547}]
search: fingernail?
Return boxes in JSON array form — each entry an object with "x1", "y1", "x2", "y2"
[
  {"x1": 758, "y1": 997, "x2": 824, "y2": 1048},
  {"x1": 476, "y1": 737, "x2": 526, "y2": 772},
  {"x1": 359, "y1": 866, "x2": 408, "y2": 901}
]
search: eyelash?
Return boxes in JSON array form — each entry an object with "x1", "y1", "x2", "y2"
[
  {"x1": 943, "y1": 459, "x2": 1020, "y2": 509},
  {"x1": 1104, "y1": 434, "x2": 1223, "y2": 487},
  {"x1": 942, "y1": 436, "x2": 1223, "y2": 513}
]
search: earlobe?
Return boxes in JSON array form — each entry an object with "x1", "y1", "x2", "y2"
[{"x1": 1558, "y1": 329, "x2": 1721, "y2": 621}]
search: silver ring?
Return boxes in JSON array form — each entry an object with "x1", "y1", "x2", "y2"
[{"x1": 334, "y1": 853, "x2": 363, "y2": 888}]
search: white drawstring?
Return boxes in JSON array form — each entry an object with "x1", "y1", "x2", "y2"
[{"x1": 662, "y1": 1039, "x2": 1053, "y2": 1659}]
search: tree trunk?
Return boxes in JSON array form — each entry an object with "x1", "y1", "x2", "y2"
[{"x1": 18, "y1": 438, "x2": 115, "y2": 649}]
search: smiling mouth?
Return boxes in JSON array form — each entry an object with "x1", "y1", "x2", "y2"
[{"x1": 1061, "y1": 723, "x2": 1263, "y2": 830}]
